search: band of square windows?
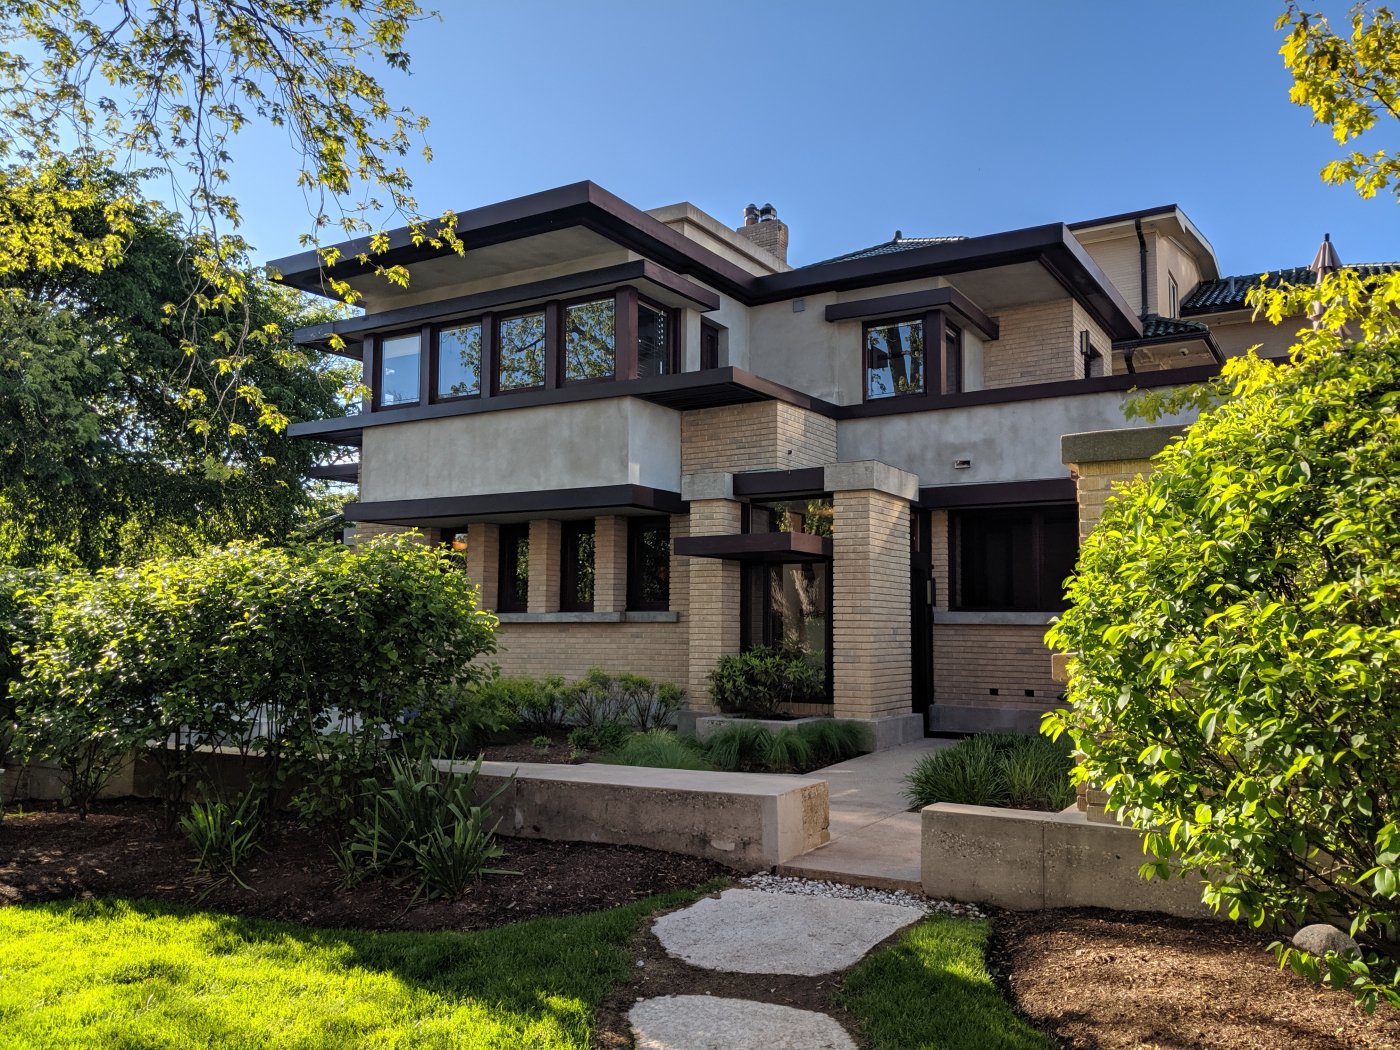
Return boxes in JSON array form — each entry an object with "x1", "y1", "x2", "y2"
[
  {"x1": 494, "y1": 517, "x2": 670, "y2": 614},
  {"x1": 375, "y1": 289, "x2": 678, "y2": 409},
  {"x1": 863, "y1": 311, "x2": 963, "y2": 402}
]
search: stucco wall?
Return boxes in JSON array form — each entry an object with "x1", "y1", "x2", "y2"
[
  {"x1": 1208, "y1": 312, "x2": 1304, "y2": 360},
  {"x1": 360, "y1": 398, "x2": 682, "y2": 502}
]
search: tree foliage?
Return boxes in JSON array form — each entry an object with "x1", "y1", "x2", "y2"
[
  {"x1": 1280, "y1": 2, "x2": 1400, "y2": 200},
  {"x1": 1046, "y1": 267, "x2": 1400, "y2": 1012}
]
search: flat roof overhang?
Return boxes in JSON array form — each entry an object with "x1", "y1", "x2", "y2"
[
  {"x1": 673, "y1": 532, "x2": 832, "y2": 563},
  {"x1": 345, "y1": 484, "x2": 685, "y2": 528}
]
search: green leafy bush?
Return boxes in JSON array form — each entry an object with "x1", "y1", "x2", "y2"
[
  {"x1": 339, "y1": 751, "x2": 514, "y2": 900},
  {"x1": 564, "y1": 668, "x2": 683, "y2": 730},
  {"x1": 603, "y1": 729, "x2": 712, "y2": 770},
  {"x1": 904, "y1": 734, "x2": 1073, "y2": 811},
  {"x1": 0, "y1": 565, "x2": 47, "y2": 773},
  {"x1": 479, "y1": 675, "x2": 571, "y2": 735},
  {"x1": 1047, "y1": 270, "x2": 1400, "y2": 1010},
  {"x1": 180, "y1": 793, "x2": 264, "y2": 887},
  {"x1": 567, "y1": 720, "x2": 631, "y2": 755},
  {"x1": 707, "y1": 644, "x2": 824, "y2": 718},
  {"x1": 11, "y1": 535, "x2": 500, "y2": 817}
]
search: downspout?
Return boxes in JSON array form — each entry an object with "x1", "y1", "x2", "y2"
[{"x1": 1134, "y1": 218, "x2": 1149, "y2": 319}]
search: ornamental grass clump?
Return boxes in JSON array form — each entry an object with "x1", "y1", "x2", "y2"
[{"x1": 904, "y1": 734, "x2": 1074, "y2": 812}]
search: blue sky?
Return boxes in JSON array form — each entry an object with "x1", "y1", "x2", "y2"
[{"x1": 241, "y1": 1, "x2": 1396, "y2": 278}]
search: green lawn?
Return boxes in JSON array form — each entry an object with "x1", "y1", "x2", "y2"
[
  {"x1": 0, "y1": 892, "x2": 710, "y2": 1049},
  {"x1": 840, "y1": 915, "x2": 1055, "y2": 1050}
]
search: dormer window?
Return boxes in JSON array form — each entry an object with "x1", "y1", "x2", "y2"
[
  {"x1": 378, "y1": 332, "x2": 421, "y2": 406},
  {"x1": 1168, "y1": 272, "x2": 1179, "y2": 319}
]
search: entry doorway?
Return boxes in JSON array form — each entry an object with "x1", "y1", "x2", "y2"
[{"x1": 740, "y1": 561, "x2": 833, "y2": 706}]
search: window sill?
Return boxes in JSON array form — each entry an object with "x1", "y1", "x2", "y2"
[
  {"x1": 494, "y1": 611, "x2": 678, "y2": 624},
  {"x1": 933, "y1": 611, "x2": 1059, "y2": 626}
]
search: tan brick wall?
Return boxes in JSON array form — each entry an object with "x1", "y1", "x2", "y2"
[
  {"x1": 527, "y1": 519, "x2": 562, "y2": 613},
  {"x1": 932, "y1": 623, "x2": 1060, "y2": 713},
  {"x1": 1072, "y1": 300, "x2": 1116, "y2": 377},
  {"x1": 684, "y1": 498, "x2": 742, "y2": 710},
  {"x1": 464, "y1": 524, "x2": 500, "y2": 610},
  {"x1": 929, "y1": 509, "x2": 950, "y2": 611},
  {"x1": 983, "y1": 299, "x2": 1080, "y2": 388},
  {"x1": 491, "y1": 622, "x2": 688, "y2": 689},
  {"x1": 1070, "y1": 457, "x2": 1156, "y2": 540},
  {"x1": 594, "y1": 515, "x2": 628, "y2": 613},
  {"x1": 681, "y1": 402, "x2": 836, "y2": 474},
  {"x1": 831, "y1": 489, "x2": 911, "y2": 719}
]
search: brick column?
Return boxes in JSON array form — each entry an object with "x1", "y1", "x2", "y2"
[
  {"x1": 527, "y1": 519, "x2": 562, "y2": 613},
  {"x1": 594, "y1": 515, "x2": 628, "y2": 613},
  {"x1": 465, "y1": 523, "x2": 500, "y2": 610},
  {"x1": 682, "y1": 473, "x2": 741, "y2": 712},
  {"x1": 825, "y1": 462, "x2": 918, "y2": 721}
]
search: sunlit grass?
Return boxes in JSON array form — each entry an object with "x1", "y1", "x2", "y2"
[{"x1": 0, "y1": 888, "x2": 714, "y2": 1049}]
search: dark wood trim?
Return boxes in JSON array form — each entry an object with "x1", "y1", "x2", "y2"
[
  {"x1": 615, "y1": 286, "x2": 639, "y2": 381},
  {"x1": 700, "y1": 321, "x2": 720, "y2": 370},
  {"x1": 418, "y1": 323, "x2": 433, "y2": 406},
  {"x1": 674, "y1": 532, "x2": 832, "y2": 563},
  {"x1": 559, "y1": 293, "x2": 619, "y2": 385},
  {"x1": 494, "y1": 306, "x2": 548, "y2": 394},
  {"x1": 344, "y1": 484, "x2": 686, "y2": 525},
  {"x1": 496, "y1": 522, "x2": 530, "y2": 613},
  {"x1": 431, "y1": 317, "x2": 485, "y2": 402},
  {"x1": 544, "y1": 300, "x2": 562, "y2": 390},
  {"x1": 360, "y1": 338, "x2": 375, "y2": 415},
  {"x1": 636, "y1": 293, "x2": 679, "y2": 377},
  {"x1": 479, "y1": 312, "x2": 496, "y2": 404},
  {"x1": 731, "y1": 468, "x2": 827, "y2": 500},
  {"x1": 824, "y1": 287, "x2": 999, "y2": 340},
  {"x1": 626, "y1": 516, "x2": 672, "y2": 611},
  {"x1": 370, "y1": 327, "x2": 425, "y2": 411},
  {"x1": 307, "y1": 461, "x2": 359, "y2": 482},
  {"x1": 918, "y1": 478, "x2": 1076, "y2": 509}
]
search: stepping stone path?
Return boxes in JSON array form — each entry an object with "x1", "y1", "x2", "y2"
[{"x1": 629, "y1": 878, "x2": 928, "y2": 1049}]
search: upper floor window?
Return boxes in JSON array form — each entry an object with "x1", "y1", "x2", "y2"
[
  {"x1": 437, "y1": 321, "x2": 482, "y2": 399},
  {"x1": 951, "y1": 505, "x2": 1078, "y2": 612},
  {"x1": 627, "y1": 516, "x2": 671, "y2": 610},
  {"x1": 561, "y1": 519, "x2": 596, "y2": 611},
  {"x1": 864, "y1": 317, "x2": 925, "y2": 399},
  {"x1": 379, "y1": 333, "x2": 421, "y2": 406},
  {"x1": 638, "y1": 300, "x2": 673, "y2": 377},
  {"x1": 564, "y1": 298, "x2": 616, "y2": 383},
  {"x1": 497, "y1": 523, "x2": 530, "y2": 612},
  {"x1": 497, "y1": 311, "x2": 547, "y2": 392},
  {"x1": 1168, "y1": 272, "x2": 1179, "y2": 318},
  {"x1": 700, "y1": 322, "x2": 720, "y2": 370}
]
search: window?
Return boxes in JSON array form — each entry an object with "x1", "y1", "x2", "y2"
[
  {"x1": 497, "y1": 523, "x2": 530, "y2": 612},
  {"x1": 637, "y1": 301, "x2": 673, "y2": 377},
  {"x1": 864, "y1": 317, "x2": 925, "y2": 399},
  {"x1": 700, "y1": 322, "x2": 720, "y2": 370},
  {"x1": 437, "y1": 322, "x2": 481, "y2": 399},
  {"x1": 1168, "y1": 272, "x2": 1179, "y2": 319},
  {"x1": 943, "y1": 322, "x2": 963, "y2": 394},
  {"x1": 378, "y1": 333, "x2": 421, "y2": 406},
  {"x1": 563, "y1": 298, "x2": 615, "y2": 383},
  {"x1": 497, "y1": 311, "x2": 547, "y2": 392},
  {"x1": 560, "y1": 520, "x2": 596, "y2": 611},
  {"x1": 627, "y1": 517, "x2": 670, "y2": 610},
  {"x1": 951, "y1": 505, "x2": 1078, "y2": 612}
]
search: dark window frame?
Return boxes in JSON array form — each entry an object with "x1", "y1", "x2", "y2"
[
  {"x1": 497, "y1": 522, "x2": 531, "y2": 612},
  {"x1": 373, "y1": 329, "x2": 425, "y2": 410},
  {"x1": 636, "y1": 295, "x2": 679, "y2": 378},
  {"x1": 432, "y1": 318, "x2": 485, "y2": 402},
  {"x1": 626, "y1": 516, "x2": 671, "y2": 611},
  {"x1": 948, "y1": 503, "x2": 1079, "y2": 612},
  {"x1": 559, "y1": 295, "x2": 618, "y2": 386},
  {"x1": 560, "y1": 518, "x2": 596, "y2": 612},
  {"x1": 700, "y1": 321, "x2": 721, "y2": 370},
  {"x1": 494, "y1": 308, "x2": 550, "y2": 395},
  {"x1": 863, "y1": 313, "x2": 926, "y2": 401},
  {"x1": 860, "y1": 309, "x2": 964, "y2": 405}
]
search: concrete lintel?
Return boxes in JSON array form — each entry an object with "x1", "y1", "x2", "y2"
[
  {"x1": 933, "y1": 610, "x2": 1058, "y2": 627},
  {"x1": 681, "y1": 471, "x2": 735, "y2": 502},
  {"x1": 1061, "y1": 424, "x2": 1186, "y2": 467},
  {"x1": 823, "y1": 460, "x2": 918, "y2": 501}
]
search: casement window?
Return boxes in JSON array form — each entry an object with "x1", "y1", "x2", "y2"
[
  {"x1": 497, "y1": 523, "x2": 530, "y2": 612},
  {"x1": 700, "y1": 322, "x2": 720, "y2": 370},
  {"x1": 627, "y1": 516, "x2": 671, "y2": 611},
  {"x1": 560, "y1": 519, "x2": 596, "y2": 612},
  {"x1": 864, "y1": 317, "x2": 925, "y2": 399},
  {"x1": 637, "y1": 300, "x2": 674, "y2": 377},
  {"x1": 942, "y1": 323, "x2": 963, "y2": 394},
  {"x1": 378, "y1": 332, "x2": 422, "y2": 407},
  {"x1": 496, "y1": 310, "x2": 547, "y2": 392},
  {"x1": 437, "y1": 321, "x2": 482, "y2": 399},
  {"x1": 950, "y1": 505, "x2": 1078, "y2": 612},
  {"x1": 563, "y1": 298, "x2": 616, "y2": 383},
  {"x1": 1168, "y1": 273, "x2": 1180, "y2": 319}
]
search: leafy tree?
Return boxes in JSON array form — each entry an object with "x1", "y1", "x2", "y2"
[
  {"x1": 0, "y1": 165, "x2": 352, "y2": 568},
  {"x1": 1279, "y1": 2, "x2": 1400, "y2": 200}
]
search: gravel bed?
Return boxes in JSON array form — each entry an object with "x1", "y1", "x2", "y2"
[{"x1": 740, "y1": 873, "x2": 985, "y2": 919}]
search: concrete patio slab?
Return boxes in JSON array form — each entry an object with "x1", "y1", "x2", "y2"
[
  {"x1": 651, "y1": 888, "x2": 923, "y2": 975},
  {"x1": 629, "y1": 995, "x2": 856, "y2": 1050},
  {"x1": 777, "y1": 811, "x2": 924, "y2": 893}
]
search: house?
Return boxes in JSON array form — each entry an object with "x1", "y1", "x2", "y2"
[{"x1": 270, "y1": 182, "x2": 1334, "y2": 744}]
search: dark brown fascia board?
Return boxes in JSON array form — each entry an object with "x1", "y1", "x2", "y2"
[
  {"x1": 1113, "y1": 329, "x2": 1224, "y2": 364},
  {"x1": 307, "y1": 462, "x2": 360, "y2": 482},
  {"x1": 1066, "y1": 204, "x2": 1179, "y2": 230},
  {"x1": 731, "y1": 467, "x2": 827, "y2": 500},
  {"x1": 286, "y1": 367, "x2": 840, "y2": 445},
  {"x1": 673, "y1": 532, "x2": 832, "y2": 562},
  {"x1": 292, "y1": 259, "x2": 721, "y2": 351},
  {"x1": 918, "y1": 478, "x2": 1075, "y2": 509},
  {"x1": 822, "y1": 287, "x2": 999, "y2": 340},
  {"x1": 345, "y1": 484, "x2": 686, "y2": 525}
]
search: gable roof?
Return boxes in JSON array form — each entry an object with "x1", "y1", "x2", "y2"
[
  {"x1": 806, "y1": 235, "x2": 967, "y2": 267},
  {"x1": 1182, "y1": 262, "x2": 1400, "y2": 315}
]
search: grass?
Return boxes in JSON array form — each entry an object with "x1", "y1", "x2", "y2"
[
  {"x1": 601, "y1": 728, "x2": 713, "y2": 770},
  {"x1": 904, "y1": 733, "x2": 1076, "y2": 812},
  {"x1": 839, "y1": 915, "x2": 1054, "y2": 1050},
  {"x1": 603, "y1": 719, "x2": 872, "y2": 775},
  {"x1": 0, "y1": 887, "x2": 716, "y2": 1049}
]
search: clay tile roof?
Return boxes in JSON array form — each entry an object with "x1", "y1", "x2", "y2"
[
  {"x1": 805, "y1": 235, "x2": 967, "y2": 268},
  {"x1": 1138, "y1": 314, "x2": 1212, "y2": 340},
  {"x1": 1181, "y1": 263, "x2": 1400, "y2": 315}
]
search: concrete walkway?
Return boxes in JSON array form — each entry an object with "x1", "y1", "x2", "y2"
[{"x1": 776, "y1": 737, "x2": 952, "y2": 892}]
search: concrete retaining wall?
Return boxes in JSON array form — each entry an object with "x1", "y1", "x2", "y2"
[
  {"x1": 921, "y1": 802, "x2": 1211, "y2": 918},
  {"x1": 443, "y1": 759, "x2": 829, "y2": 871}
]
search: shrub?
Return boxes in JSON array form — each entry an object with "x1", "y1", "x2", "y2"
[
  {"x1": 606, "y1": 719, "x2": 872, "y2": 775},
  {"x1": 905, "y1": 736, "x2": 1008, "y2": 809},
  {"x1": 564, "y1": 668, "x2": 682, "y2": 730},
  {"x1": 603, "y1": 729, "x2": 712, "y2": 771},
  {"x1": 796, "y1": 720, "x2": 873, "y2": 767},
  {"x1": 12, "y1": 535, "x2": 501, "y2": 818},
  {"x1": 703, "y1": 722, "x2": 774, "y2": 772},
  {"x1": 707, "y1": 644, "x2": 824, "y2": 718},
  {"x1": 339, "y1": 751, "x2": 514, "y2": 900},
  {"x1": 567, "y1": 720, "x2": 631, "y2": 755},
  {"x1": 180, "y1": 793, "x2": 264, "y2": 887},
  {"x1": 0, "y1": 565, "x2": 48, "y2": 773},
  {"x1": 480, "y1": 675, "x2": 571, "y2": 735}
]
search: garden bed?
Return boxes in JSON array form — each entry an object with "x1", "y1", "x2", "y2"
[{"x1": 0, "y1": 799, "x2": 727, "y2": 933}]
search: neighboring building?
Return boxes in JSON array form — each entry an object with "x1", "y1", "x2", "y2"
[{"x1": 273, "y1": 182, "x2": 1344, "y2": 742}]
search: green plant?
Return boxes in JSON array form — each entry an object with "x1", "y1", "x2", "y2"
[
  {"x1": 567, "y1": 720, "x2": 630, "y2": 755},
  {"x1": 563, "y1": 668, "x2": 682, "y2": 730},
  {"x1": 760, "y1": 727, "x2": 815, "y2": 773},
  {"x1": 179, "y1": 793, "x2": 264, "y2": 888},
  {"x1": 795, "y1": 719, "x2": 872, "y2": 767},
  {"x1": 703, "y1": 722, "x2": 774, "y2": 772},
  {"x1": 1000, "y1": 735, "x2": 1076, "y2": 811},
  {"x1": 905, "y1": 737, "x2": 1009, "y2": 809},
  {"x1": 603, "y1": 729, "x2": 712, "y2": 771},
  {"x1": 707, "y1": 644, "x2": 824, "y2": 718},
  {"x1": 478, "y1": 675, "x2": 571, "y2": 735},
  {"x1": 531, "y1": 735, "x2": 551, "y2": 751}
]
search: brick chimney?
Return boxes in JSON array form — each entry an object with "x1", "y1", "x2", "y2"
[{"x1": 736, "y1": 201, "x2": 789, "y2": 264}]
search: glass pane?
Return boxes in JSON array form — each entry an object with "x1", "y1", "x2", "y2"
[
  {"x1": 509, "y1": 532, "x2": 529, "y2": 606},
  {"x1": 564, "y1": 299, "x2": 615, "y2": 382},
  {"x1": 438, "y1": 323, "x2": 481, "y2": 398},
  {"x1": 631, "y1": 522, "x2": 670, "y2": 606},
  {"x1": 638, "y1": 303, "x2": 670, "y2": 377},
  {"x1": 498, "y1": 312, "x2": 546, "y2": 391},
  {"x1": 567, "y1": 527, "x2": 595, "y2": 608},
  {"x1": 379, "y1": 334, "x2": 421, "y2": 406},
  {"x1": 865, "y1": 319, "x2": 924, "y2": 399}
]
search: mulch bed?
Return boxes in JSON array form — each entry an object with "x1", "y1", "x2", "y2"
[
  {"x1": 0, "y1": 798, "x2": 727, "y2": 933},
  {"x1": 477, "y1": 729, "x2": 581, "y2": 766},
  {"x1": 995, "y1": 908, "x2": 1400, "y2": 1050}
]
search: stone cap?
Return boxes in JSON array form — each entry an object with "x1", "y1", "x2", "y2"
[
  {"x1": 681, "y1": 472, "x2": 734, "y2": 501},
  {"x1": 823, "y1": 461, "x2": 919, "y2": 501},
  {"x1": 1061, "y1": 424, "x2": 1186, "y2": 467}
]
